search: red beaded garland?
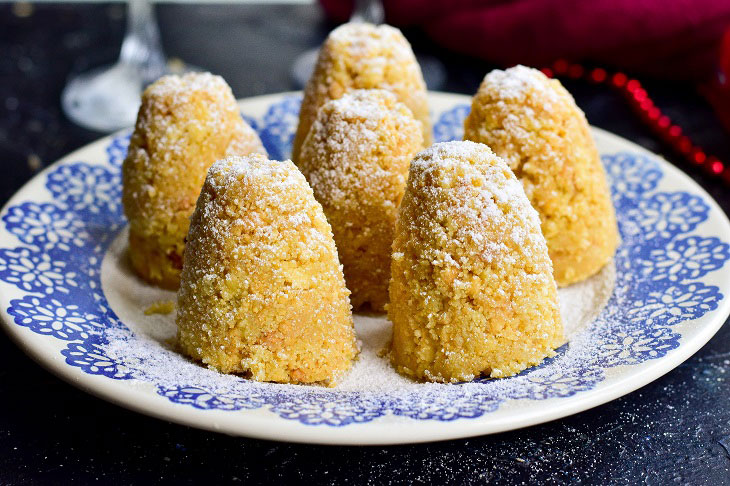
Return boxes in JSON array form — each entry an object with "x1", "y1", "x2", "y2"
[
  {"x1": 626, "y1": 79, "x2": 641, "y2": 93},
  {"x1": 639, "y1": 99, "x2": 653, "y2": 112},
  {"x1": 693, "y1": 150, "x2": 707, "y2": 164},
  {"x1": 544, "y1": 59, "x2": 726, "y2": 185},
  {"x1": 705, "y1": 160, "x2": 720, "y2": 177},
  {"x1": 590, "y1": 68, "x2": 607, "y2": 83},
  {"x1": 612, "y1": 72, "x2": 627, "y2": 87},
  {"x1": 568, "y1": 64, "x2": 584, "y2": 79},
  {"x1": 678, "y1": 136, "x2": 692, "y2": 154},
  {"x1": 553, "y1": 59, "x2": 569, "y2": 75}
]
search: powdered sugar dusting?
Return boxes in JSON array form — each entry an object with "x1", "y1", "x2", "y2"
[
  {"x1": 408, "y1": 141, "x2": 547, "y2": 270},
  {"x1": 298, "y1": 89, "x2": 422, "y2": 311},
  {"x1": 101, "y1": 226, "x2": 615, "y2": 396},
  {"x1": 292, "y1": 21, "x2": 431, "y2": 163},
  {"x1": 133, "y1": 72, "x2": 260, "y2": 161},
  {"x1": 482, "y1": 65, "x2": 561, "y2": 106},
  {"x1": 326, "y1": 23, "x2": 419, "y2": 88},
  {"x1": 300, "y1": 89, "x2": 420, "y2": 211},
  {"x1": 560, "y1": 261, "x2": 616, "y2": 338}
]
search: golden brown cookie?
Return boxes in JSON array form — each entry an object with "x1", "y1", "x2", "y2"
[
  {"x1": 299, "y1": 89, "x2": 423, "y2": 311},
  {"x1": 292, "y1": 22, "x2": 430, "y2": 164},
  {"x1": 389, "y1": 141, "x2": 562, "y2": 383},
  {"x1": 463, "y1": 65, "x2": 618, "y2": 286},
  {"x1": 176, "y1": 155, "x2": 358, "y2": 385},
  {"x1": 122, "y1": 73, "x2": 265, "y2": 289}
]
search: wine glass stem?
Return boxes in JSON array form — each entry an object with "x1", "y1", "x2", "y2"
[
  {"x1": 351, "y1": 0, "x2": 385, "y2": 24},
  {"x1": 119, "y1": 0, "x2": 167, "y2": 83}
]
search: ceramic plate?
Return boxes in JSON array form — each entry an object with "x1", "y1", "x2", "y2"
[{"x1": 2, "y1": 92, "x2": 729, "y2": 445}]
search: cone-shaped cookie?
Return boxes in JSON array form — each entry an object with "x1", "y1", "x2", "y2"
[
  {"x1": 292, "y1": 22, "x2": 430, "y2": 164},
  {"x1": 122, "y1": 72, "x2": 266, "y2": 289},
  {"x1": 176, "y1": 155, "x2": 358, "y2": 385},
  {"x1": 299, "y1": 90, "x2": 423, "y2": 311},
  {"x1": 389, "y1": 141, "x2": 562, "y2": 383},
  {"x1": 463, "y1": 65, "x2": 618, "y2": 286}
]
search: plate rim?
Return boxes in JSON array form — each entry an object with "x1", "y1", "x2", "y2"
[{"x1": 1, "y1": 91, "x2": 729, "y2": 445}]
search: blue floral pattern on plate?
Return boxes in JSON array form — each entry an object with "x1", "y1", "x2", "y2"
[
  {"x1": 1, "y1": 98, "x2": 728, "y2": 427},
  {"x1": 257, "y1": 95, "x2": 300, "y2": 160},
  {"x1": 46, "y1": 162, "x2": 122, "y2": 222},
  {"x1": 0, "y1": 247, "x2": 79, "y2": 295}
]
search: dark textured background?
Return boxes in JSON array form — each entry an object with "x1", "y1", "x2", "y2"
[{"x1": 1, "y1": 3, "x2": 730, "y2": 484}]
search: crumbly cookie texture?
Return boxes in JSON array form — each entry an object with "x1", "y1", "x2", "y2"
[
  {"x1": 122, "y1": 72, "x2": 266, "y2": 289},
  {"x1": 144, "y1": 300, "x2": 175, "y2": 315},
  {"x1": 292, "y1": 22, "x2": 430, "y2": 164},
  {"x1": 388, "y1": 141, "x2": 563, "y2": 383},
  {"x1": 463, "y1": 65, "x2": 618, "y2": 286},
  {"x1": 299, "y1": 89, "x2": 423, "y2": 311},
  {"x1": 176, "y1": 155, "x2": 358, "y2": 385}
]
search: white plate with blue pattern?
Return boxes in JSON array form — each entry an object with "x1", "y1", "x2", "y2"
[{"x1": 1, "y1": 92, "x2": 729, "y2": 445}]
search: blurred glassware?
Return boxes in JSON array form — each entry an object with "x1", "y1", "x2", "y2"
[
  {"x1": 291, "y1": 0, "x2": 445, "y2": 90},
  {"x1": 350, "y1": 0, "x2": 384, "y2": 23},
  {"x1": 62, "y1": 0, "x2": 190, "y2": 132}
]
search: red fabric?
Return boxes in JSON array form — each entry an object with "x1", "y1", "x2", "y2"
[
  {"x1": 701, "y1": 27, "x2": 730, "y2": 135},
  {"x1": 319, "y1": 0, "x2": 730, "y2": 81}
]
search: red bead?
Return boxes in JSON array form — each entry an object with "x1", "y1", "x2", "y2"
[
  {"x1": 640, "y1": 99, "x2": 654, "y2": 111},
  {"x1": 626, "y1": 80, "x2": 641, "y2": 93},
  {"x1": 541, "y1": 67, "x2": 554, "y2": 78},
  {"x1": 711, "y1": 159, "x2": 724, "y2": 175},
  {"x1": 568, "y1": 64, "x2": 584, "y2": 79},
  {"x1": 553, "y1": 59, "x2": 569, "y2": 74},
  {"x1": 658, "y1": 116, "x2": 671, "y2": 129},
  {"x1": 668, "y1": 125, "x2": 682, "y2": 138},
  {"x1": 633, "y1": 89, "x2": 648, "y2": 103},
  {"x1": 612, "y1": 72, "x2": 628, "y2": 87},
  {"x1": 693, "y1": 149, "x2": 707, "y2": 164},
  {"x1": 590, "y1": 68, "x2": 607, "y2": 83},
  {"x1": 648, "y1": 107, "x2": 661, "y2": 121},
  {"x1": 678, "y1": 136, "x2": 693, "y2": 154}
]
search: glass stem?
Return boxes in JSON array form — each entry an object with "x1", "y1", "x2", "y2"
[
  {"x1": 119, "y1": 0, "x2": 167, "y2": 83},
  {"x1": 351, "y1": 0, "x2": 385, "y2": 24}
]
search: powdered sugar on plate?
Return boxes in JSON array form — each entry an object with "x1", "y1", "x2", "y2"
[{"x1": 102, "y1": 227, "x2": 615, "y2": 397}]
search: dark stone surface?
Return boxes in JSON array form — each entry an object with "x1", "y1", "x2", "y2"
[{"x1": 1, "y1": 3, "x2": 729, "y2": 484}]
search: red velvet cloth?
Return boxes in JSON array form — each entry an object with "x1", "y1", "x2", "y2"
[
  {"x1": 701, "y1": 27, "x2": 730, "y2": 136},
  {"x1": 320, "y1": 0, "x2": 730, "y2": 82}
]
